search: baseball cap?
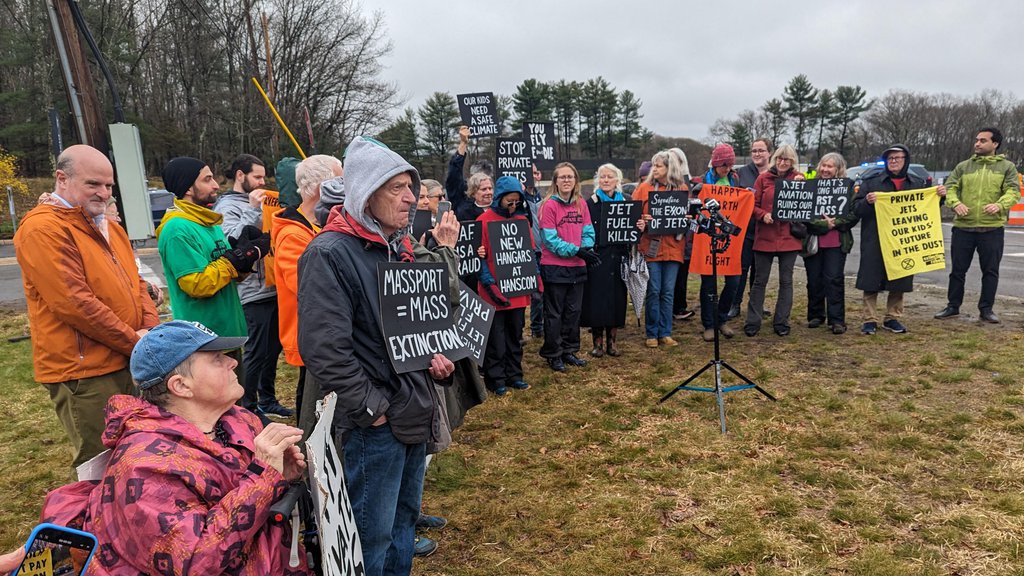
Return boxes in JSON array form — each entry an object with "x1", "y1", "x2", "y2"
[{"x1": 131, "y1": 321, "x2": 247, "y2": 390}]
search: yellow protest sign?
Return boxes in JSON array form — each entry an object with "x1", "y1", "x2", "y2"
[
  {"x1": 20, "y1": 547, "x2": 53, "y2": 576},
  {"x1": 874, "y1": 186, "x2": 945, "y2": 280},
  {"x1": 260, "y1": 190, "x2": 279, "y2": 288}
]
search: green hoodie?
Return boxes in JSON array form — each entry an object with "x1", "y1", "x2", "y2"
[{"x1": 945, "y1": 154, "x2": 1021, "y2": 228}]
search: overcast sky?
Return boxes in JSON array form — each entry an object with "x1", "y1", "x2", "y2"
[{"x1": 357, "y1": 0, "x2": 1024, "y2": 142}]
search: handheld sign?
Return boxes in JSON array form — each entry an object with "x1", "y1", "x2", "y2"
[
  {"x1": 689, "y1": 185, "x2": 755, "y2": 276},
  {"x1": 411, "y1": 209, "x2": 433, "y2": 240},
  {"x1": 523, "y1": 122, "x2": 556, "y2": 170},
  {"x1": 455, "y1": 220, "x2": 482, "y2": 279},
  {"x1": 486, "y1": 219, "x2": 538, "y2": 297},
  {"x1": 377, "y1": 262, "x2": 469, "y2": 373},
  {"x1": 646, "y1": 190, "x2": 690, "y2": 235},
  {"x1": 874, "y1": 186, "x2": 945, "y2": 280},
  {"x1": 596, "y1": 200, "x2": 643, "y2": 246},
  {"x1": 454, "y1": 281, "x2": 495, "y2": 367},
  {"x1": 772, "y1": 178, "x2": 854, "y2": 222},
  {"x1": 457, "y1": 92, "x2": 499, "y2": 138},
  {"x1": 306, "y1": 393, "x2": 365, "y2": 575},
  {"x1": 495, "y1": 137, "x2": 534, "y2": 189}
]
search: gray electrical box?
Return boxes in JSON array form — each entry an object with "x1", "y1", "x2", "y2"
[{"x1": 109, "y1": 123, "x2": 153, "y2": 240}]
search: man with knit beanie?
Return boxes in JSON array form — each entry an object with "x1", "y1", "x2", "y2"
[
  {"x1": 298, "y1": 136, "x2": 458, "y2": 576},
  {"x1": 156, "y1": 157, "x2": 268, "y2": 368}
]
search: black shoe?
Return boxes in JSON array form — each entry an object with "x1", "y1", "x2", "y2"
[
  {"x1": 882, "y1": 319, "x2": 907, "y2": 334},
  {"x1": 807, "y1": 318, "x2": 824, "y2": 329},
  {"x1": 547, "y1": 357, "x2": 566, "y2": 372},
  {"x1": 743, "y1": 326, "x2": 759, "y2": 337},
  {"x1": 258, "y1": 402, "x2": 295, "y2": 419},
  {"x1": 727, "y1": 304, "x2": 741, "y2": 320},
  {"x1": 980, "y1": 310, "x2": 1000, "y2": 324},
  {"x1": 934, "y1": 306, "x2": 960, "y2": 319},
  {"x1": 673, "y1": 309, "x2": 695, "y2": 321},
  {"x1": 832, "y1": 323, "x2": 847, "y2": 334},
  {"x1": 562, "y1": 353, "x2": 587, "y2": 367},
  {"x1": 774, "y1": 326, "x2": 790, "y2": 336}
]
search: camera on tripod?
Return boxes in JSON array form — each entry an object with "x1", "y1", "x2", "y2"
[{"x1": 685, "y1": 196, "x2": 742, "y2": 238}]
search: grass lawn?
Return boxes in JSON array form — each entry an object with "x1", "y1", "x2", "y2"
[{"x1": 0, "y1": 278, "x2": 1023, "y2": 575}]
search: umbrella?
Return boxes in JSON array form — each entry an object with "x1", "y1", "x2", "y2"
[{"x1": 621, "y1": 246, "x2": 649, "y2": 325}]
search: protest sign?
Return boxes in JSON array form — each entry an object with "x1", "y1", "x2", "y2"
[
  {"x1": 457, "y1": 92, "x2": 499, "y2": 138},
  {"x1": 486, "y1": 219, "x2": 539, "y2": 297},
  {"x1": 595, "y1": 200, "x2": 643, "y2": 246},
  {"x1": 689, "y1": 185, "x2": 755, "y2": 276},
  {"x1": 377, "y1": 262, "x2": 469, "y2": 373},
  {"x1": 411, "y1": 209, "x2": 433, "y2": 240},
  {"x1": 523, "y1": 122, "x2": 556, "y2": 170},
  {"x1": 455, "y1": 220, "x2": 482, "y2": 279},
  {"x1": 496, "y1": 137, "x2": 534, "y2": 188},
  {"x1": 307, "y1": 392, "x2": 365, "y2": 575},
  {"x1": 772, "y1": 178, "x2": 854, "y2": 221},
  {"x1": 259, "y1": 189, "x2": 279, "y2": 287},
  {"x1": 874, "y1": 186, "x2": 945, "y2": 280},
  {"x1": 646, "y1": 190, "x2": 690, "y2": 235},
  {"x1": 454, "y1": 281, "x2": 494, "y2": 366}
]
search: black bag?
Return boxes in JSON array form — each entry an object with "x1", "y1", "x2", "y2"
[{"x1": 789, "y1": 221, "x2": 808, "y2": 240}]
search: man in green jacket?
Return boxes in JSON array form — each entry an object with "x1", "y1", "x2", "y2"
[{"x1": 935, "y1": 128, "x2": 1021, "y2": 323}]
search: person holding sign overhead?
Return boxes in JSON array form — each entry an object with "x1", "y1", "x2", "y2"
[
  {"x1": 539, "y1": 162, "x2": 599, "y2": 372},
  {"x1": 580, "y1": 163, "x2": 644, "y2": 357},
  {"x1": 634, "y1": 150, "x2": 691, "y2": 348},
  {"x1": 476, "y1": 176, "x2": 535, "y2": 395},
  {"x1": 744, "y1": 144, "x2": 804, "y2": 337},
  {"x1": 803, "y1": 153, "x2": 858, "y2": 334}
]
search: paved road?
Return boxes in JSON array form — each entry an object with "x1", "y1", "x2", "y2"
[{"x1": 1, "y1": 224, "x2": 1023, "y2": 309}]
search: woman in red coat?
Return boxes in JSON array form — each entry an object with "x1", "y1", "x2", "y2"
[{"x1": 744, "y1": 144, "x2": 804, "y2": 337}]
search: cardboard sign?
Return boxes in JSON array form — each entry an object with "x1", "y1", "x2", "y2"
[
  {"x1": 307, "y1": 393, "x2": 365, "y2": 575},
  {"x1": 689, "y1": 185, "x2": 755, "y2": 276},
  {"x1": 455, "y1": 220, "x2": 482, "y2": 278},
  {"x1": 457, "y1": 92, "x2": 499, "y2": 138},
  {"x1": 486, "y1": 219, "x2": 539, "y2": 297},
  {"x1": 875, "y1": 186, "x2": 945, "y2": 280},
  {"x1": 772, "y1": 178, "x2": 854, "y2": 222},
  {"x1": 412, "y1": 209, "x2": 433, "y2": 240},
  {"x1": 454, "y1": 281, "x2": 494, "y2": 366},
  {"x1": 595, "y1": 200, "x2": 643, "y2": 246},
  {"x1": 377, "y1": 262, "x2": 469, "y2": 373},
  {"x1": 495, "y1": 137, "x2": 534, "y2": 189},
  {"x1": 646, "y1": 190, "x2": 690, "y2": 235},
  {"x1": 523, "y1": 122, "x2": 556, "y2": 170}
]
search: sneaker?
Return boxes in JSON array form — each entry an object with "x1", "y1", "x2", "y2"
[
  {"x1": 861, "y1": 322, "x2": 877, "y2": 335},
  {"x1": 774, "y1": 326, "x2": 790, "y2": 337},
  {"x1": 508, "y1": 380, "x2": 530, "y2": 390},
  {"x1": 562, "y1": 353, "x2": 587, "y2": 367},
  {"x1": 414, "y1": 535, "x2": 438, "y2": 557},
  {"x1": 547, "y1": 357, "x2": 566, "y2": 372},
  {"x1": 416, "y1": 513, "x2": 448, "y2": 529},
  {"x1": 673, "y1": 310, "x2": 695, "y2": 320},
  {"x1": 882, "y1": 319, "x2": 907, "y2": 334},
  {"x1": 645, "y1": 338, "x2": 659, "y2": 348},
  {"x1": 832, "y1": 323, "x2": 847, "y2": 334},
  {"x1": 589, "y1": 346, "x2": 605, "y2": 358},
  {"x1": 807, "y1": 318, "x2": 825, "y2": 328},
  {"x1": 743, "y1": 325, "x2": 759, "y2": 337},
  {"x1": 258, "y1": 402, "x2": 295, "y2": 419},
  {"x1": 701, "y1": 328, "x2": 715, "y2": 342},
  {"x1": 658, "y1": 336, "x2": 679, "y2": 347}
]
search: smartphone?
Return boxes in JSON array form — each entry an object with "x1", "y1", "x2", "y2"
[
  {"x1": 13, "y1": 523, "x2": 97, "y2": 576},
  {"x1": 435, "y1": 200, "x2": 452, "y2": 222}
]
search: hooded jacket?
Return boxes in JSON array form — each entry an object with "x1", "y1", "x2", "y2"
[
  {"x1": 477, "y1": 180, "x2": 535, "y2": 310},
  {"x1": 15, "y1": 204, "x2": 160, "y2": 383},
  {"x1": 39, "y1": 395, "x2": 308, "y2": 576},
  {"x1": 271, "y1": 206, "x2": 319, "y2": 366},
  {"x1": 752, "y1": 167, "x2": 803, "y2": 253},
  {"x1": 212, "y1": 191, "x2": 275, "y2": 305},
  {"x1": 945, "y1": 153, "x2": 1021, "y2": 228},
  {"x1": 297, "y1": 137, "x2": 457, "y2": 444}
]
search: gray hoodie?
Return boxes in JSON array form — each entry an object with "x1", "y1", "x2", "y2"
[{"x1": 341, "y1": 136, "x2": 422, "y2": 241}]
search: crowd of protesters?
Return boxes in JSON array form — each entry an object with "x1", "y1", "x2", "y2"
[{"x1": 10, "y1": 124, "x2": 1019, "y2": 575}]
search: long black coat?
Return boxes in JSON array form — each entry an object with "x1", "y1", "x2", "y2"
[
  {"x1": 580, "y1": 196, "x2": 629, "y2": 328},
  {"x1": 852, "y1": 170, "x2": 926, "y2": 292}
]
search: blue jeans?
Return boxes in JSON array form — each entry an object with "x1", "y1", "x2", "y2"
[
  {"x1": 342, "y1": 423, "x2": 426, "y2": 576},
  {"x1": 645, "y1": 261, "x2": 679, "y2": 338},
  {"x1": 700, "y1": 274, "x2": 740, "y2": 329}
]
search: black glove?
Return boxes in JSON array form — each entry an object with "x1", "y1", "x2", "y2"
[
  {"x1": 228, "y1": 224, "x2": 264, "y2": 249},
  {"x1": 484, "y1": 284, "x2": 511, "y2": 307},
  {"x1": 577, "y1": 248, "x2": 601, "y2": 267},
  {"x1": 222, "y1": 230, "x2": 271, "y2": 273}
]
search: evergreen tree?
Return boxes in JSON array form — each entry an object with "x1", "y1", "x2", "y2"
[
  {"x1": 377, "y1": 107, "x2": 419, "y2": 165},
  {"x1": 616, "y1": 90, "x2": 644, "y2": 155},
  {"x1": 417, "y1": 92, "x2": 459, "y2": 177},
  {"x1": 549, "y1": 80, "x2": 581, "y2": 159},
  {"x1": 812, "y1": 89, "x2": 836, "y2": 161},
  {"x1": 762, "y1": 98, "x2": 788, "y2": 148},
  {"x1": 832, "y1": 85, "x2": 872, "y2": 156},
  {"x1": 782, "y1": 74, "x2": 818, "y2": 155},
  {"x1": 512, "y1": 79, "x2": 551, "y2": 125}
]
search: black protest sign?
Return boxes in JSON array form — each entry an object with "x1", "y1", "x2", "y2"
[
  {"x1": 495, "y1": 137, "x2": 534, "y2": 189},
  {"x1": 596, "y1": 201, "x2": 643, "y2": 246},
  {"x1": 377, "y1": 262, "x2": 470, "y2": 373},
  {"x1": 454, "y1": 281, "x2": 495, "y2": 367},
  {"x1": 455, "y1": 220, "x2": 482, "y2": 279},
  {"x1": 457, "y1": 92, "x2": 499, "y2": 138},
  {"x1": 773, "y1": 179, "x2": 853, "y2": 221},
  {"x1": 523, "y1": 122, "x2": 556, "y2": 170},
  {"x1": 486, "y1": 219, "x2": 539, "y2": 297},
  {"x1": 646, "y1": 191, "x2": 690, "y2": 235},
  {"x1": 813, "y1": 178, "x2": 854, "y2": 217},
  {"x1": 412, "y1": 209, "x2": 433, "y2": 240}
]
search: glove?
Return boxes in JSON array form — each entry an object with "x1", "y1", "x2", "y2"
[
  {"x1": 228, "y1": 224, "x2": 264, "y2": 249},
  {"x1": 577, "y1": 248, "x2": 602, "y2": 268},
  {"x1": 484, "y1": 284, "x2": 511, "y2": 307},
  {"x1": 222, "y1": 230, "x2": 271, "y2": 273}
]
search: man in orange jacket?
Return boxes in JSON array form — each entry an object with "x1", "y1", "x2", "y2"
[{"x1": 14, "y1": 144, "x2": 160, "y2": 468}]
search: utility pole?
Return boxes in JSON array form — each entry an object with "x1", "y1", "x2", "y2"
[{"x1": 262, "y1": 12, "x2": 280, "y2": 159}]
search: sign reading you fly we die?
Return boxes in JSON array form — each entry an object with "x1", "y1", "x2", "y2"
[{"x1": 457, "y1": 92, "x2": 499, "y2": 138}]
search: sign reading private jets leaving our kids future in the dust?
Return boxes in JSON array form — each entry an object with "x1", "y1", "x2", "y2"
[
  {"x1": 457, "y1": 92, "x2": 499, "y2": 138},
  {"x1": 377, "y1": 262, "x2": 469, "y2": 373},
  {"x1": 874, "y1": 186, "x2": 945, "y2": 280}
]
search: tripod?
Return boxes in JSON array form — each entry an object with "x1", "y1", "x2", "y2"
[{"x1": 659, "y1": 229, "x2": 775, "y2": 433}]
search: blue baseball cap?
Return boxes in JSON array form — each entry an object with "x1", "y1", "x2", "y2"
[{"x1": 130, "y1": 321, "x2": 247, "y2": 390}]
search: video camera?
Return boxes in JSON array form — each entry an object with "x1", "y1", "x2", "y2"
[{"x1": 684, "y1": 196, "x2": 742, "y2": 238}]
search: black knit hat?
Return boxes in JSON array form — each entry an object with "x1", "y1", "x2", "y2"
[{"x1": 162, "y1": 157, "x2": 207, "y2": 199}]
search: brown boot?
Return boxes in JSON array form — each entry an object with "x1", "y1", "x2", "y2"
[
  {"x1": 606, "y1": 329, "x2": 621, "y2": 356},
  {"x1": 589, "y1": 335, "x2": 605, "y2": 357}
]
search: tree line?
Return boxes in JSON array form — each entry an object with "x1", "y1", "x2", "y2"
[{"x1": 709, "y1": 74, "x2": 1024, "y2": 170}]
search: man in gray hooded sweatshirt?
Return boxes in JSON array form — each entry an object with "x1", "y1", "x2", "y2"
[{"x1": 297, "y1": 136, "x2": 458, "y2": 576}]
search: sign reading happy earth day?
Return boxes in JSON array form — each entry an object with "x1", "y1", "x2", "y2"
[
  {"x1": 457, "y1": 92, "x2": 499, "y2": 138},
  {"x1": 874, "y1": 186, "x2": 945, "y2": 280}
]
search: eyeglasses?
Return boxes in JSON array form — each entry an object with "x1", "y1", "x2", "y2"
[
  {"x1": 556, "y1": 175, "x2": 575, "y2": 181},
  {"x1": 887, "y1": 156, "x2": 907, "y2": 161},
  {"x1": 777, "y1": 157, "x2": 794, "y2": 163}
]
